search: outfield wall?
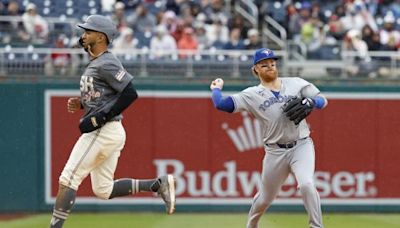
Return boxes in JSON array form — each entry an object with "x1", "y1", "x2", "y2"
[{"x1": 1, "y1": 82, "x2": 400, "y2": 213}]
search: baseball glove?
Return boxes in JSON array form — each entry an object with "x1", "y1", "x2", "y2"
[{"x1": 282, "y1": 97, "x2": 315, "y2": 125}]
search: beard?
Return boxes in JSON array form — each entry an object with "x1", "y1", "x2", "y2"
[
  {"x1": 78, "y1": 36, "x2": 91, "y2": 53},
  {"x1": 260, "y1": 71, "x2": 278, "y2": 82}
]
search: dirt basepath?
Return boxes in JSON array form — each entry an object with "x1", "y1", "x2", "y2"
[{"x1": 0, "y1": 214, "x2": 32, "y2": 221}]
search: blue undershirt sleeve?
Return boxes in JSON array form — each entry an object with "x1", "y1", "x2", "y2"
[
  {"x1": 211, "y1": 88, "x2": 235, "y2": 113},
  {"x1": 314, "y1": 95, "x2": 326, "y2": 109}
]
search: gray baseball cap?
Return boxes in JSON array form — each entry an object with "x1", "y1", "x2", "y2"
[{"x1": 77, "y1": 15, "x2": 117, "y2": 44}]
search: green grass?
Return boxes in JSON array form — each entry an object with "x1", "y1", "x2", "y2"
[{"x1": 1, "y1": 213, "x2": 400, "y2": 228}]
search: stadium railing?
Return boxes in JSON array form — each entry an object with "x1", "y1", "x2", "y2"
[{"x1": 0, "y1": 47, "x2": 399, "y2": 82}]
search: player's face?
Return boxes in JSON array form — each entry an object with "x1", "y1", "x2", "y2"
[
  {"x1": 80, "y1": 30, "x2": 103, "y2": 49},
  {"x1": 254, "y1": 59, "x2": 278, "y2": 82}
]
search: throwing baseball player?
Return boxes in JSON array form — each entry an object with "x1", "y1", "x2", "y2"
[
  {"x1": 210, "y1": 48, "x2": 327, "y2": 228},
  {"x1": 49, "y1": 15, "x2": 175, "y2": 228}
]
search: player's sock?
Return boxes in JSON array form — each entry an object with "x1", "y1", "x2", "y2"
[
  {"x1": 108, "y1": 178, "x2": 160, "y2": 199},
  {"x1": 109, "y1": 178, "x2": 135, "y2": 199},
  {"x1": 139, "y1": 178, "x2": 161, "y2": 192},
  {"x1": 50, "y1": 185, "x2": 76, "y2": 228}
]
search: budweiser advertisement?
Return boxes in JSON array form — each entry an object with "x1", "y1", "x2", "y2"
[{"x1": 45, "y1": 90, "x2": 400, "y2": 205}]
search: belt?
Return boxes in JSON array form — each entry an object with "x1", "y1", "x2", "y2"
[
  {"x1": 266, "y1": 139, "x2": 304, "y2": 149},
  {"x1": 276, "y1": 141, "x2": 297, "y2": 149}
]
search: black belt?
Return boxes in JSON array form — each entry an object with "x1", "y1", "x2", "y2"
[
  {"x1": 266, "y1": 138, "x2": 307, "y2": 149},
  {"x1": 276, "y1": 141, "x2": 296, "y2": 148}
]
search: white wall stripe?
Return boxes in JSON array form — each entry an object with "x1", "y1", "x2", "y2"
[
  {"x1": 44, "y1": 89, "x2": 400, "y2": 99},
  {"x1": 45, "y1": 196, "x2": 400, "y2": 205}
]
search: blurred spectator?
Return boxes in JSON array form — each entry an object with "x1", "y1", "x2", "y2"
[
  {"x1": 177, "y1": 27, "x2": 198, "y2": 58},
  {"x1": 180, "y1": 0, "x2": 194, "y2": 19},
  {"x1": 0, "y1": 2, "x2": 5, "y2": 15},
  {"x1": 112, "y1": 27, "x2": 138, "y2": 51},
  {"x1": 22, "y1": 3, "x2": 49, "y2": 45},
  {"x1": 165, "y1": 0, "x2": 187, "y2": 15},
  {"x1": 0, "y1": 0, "x2": 30, "y2": 44},
  {"x1": 228, "y1": 14, "x2": 250, "y2": 40},
  {"x1": 342, "y1": 29, "x2": 377, "y2": 77},
  {"x1": 101, "y1": 0, "x2": 116, "y2": 13},
  {"x1": 379, "y1": 13, "x2": 400, "y2": 51},
  {"x1": 223, "y1": 27, "x2": 245, "y2": 50},
  {"x1": 376, "y1": 0, "x2": 400, "y2": 18},
  {"x1": 340, "y1": 1, "x2": 378, "y2": 33},
  {"x1": 310, "y1": 1, "x2": 327, "y2": 23},
  {"x1": 181, "y1": 10, "x2": 195, "y2": 27},
  {"x1": 292, "y1": 2, "x2": 313, "y2": 42},
  {"x1": 149, "y1": 25, "x2": 177, "y2": 59},
  {"x1": 326, "y1": 14, "x2": 346, "y2": 41},
  {"x1": 360, "y1": 23, "x2": 385, "y2": 77},
  {"x1": 127, "y1": 3, "x2": 156, "y2": 34},
  {"x1": 188, "y1": 2, "x2": 202, "y2": 18},
  {"x1": 45, "y1": 34, "x2": 71, "y2": 76},
  {"x1": 3, "y1": 0, "x2": 23, "y2": 15},
  {"x1": 160, "y1": 10, "x2": 179, "y2": 34},
  {"x1": 245, "y1": 28, "x2": 262, "y2": 50},
  {"x1": 301, "y1": 16, "x2": 325, "y2": 58},
  {"x1": 361, "y1": 24, "x2": 382, "y2": 51},
  {"x1": 171, "y1": 20, "x2": 185, "y2": 42},
  {"x1": 120, "y1": 0, "x2": 141, "y2": 10},
  {"x1": 364, "y1": 0, "x2": 379, "y2": 16},
  {"x1": 207, "y1": 18, "x2": 229, "y2": 49},
  {"x1": 285, "y1": 3, "x2": 300, "y2": 39},
  {"x1": 343, "y1": 29, "x2": 370, "y2": 60},
  {"x1": 334, "y1": 4, "x2": 346, "y2": 18},
  {"x1": 203, "y1": 0, "x2": 230, "y2": 25},
  {"x1": 111, "y1": 2, "x2": 128, "y2": 31},
  {"x1": 193, "y1": 21, "x2": 209, "y2": 50}
]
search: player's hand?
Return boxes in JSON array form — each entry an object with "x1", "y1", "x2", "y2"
[
  {"x1": 210, "y1": 78, "x2": 224, "y2": 90},
  {"x1": 67, "y1": 97, "x2": 81, "y2": 113},
  {"x1": 79, "y1": 112, "x2": 108, "y2": 134}
]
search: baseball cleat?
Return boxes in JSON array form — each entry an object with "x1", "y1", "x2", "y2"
[{"x1": 157, "y1": 174, "x2": 176, "y2": 214}]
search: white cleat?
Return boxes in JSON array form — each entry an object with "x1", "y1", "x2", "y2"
[{"x1": 157, "y1": 174, "x2": 176, "y2": 214}]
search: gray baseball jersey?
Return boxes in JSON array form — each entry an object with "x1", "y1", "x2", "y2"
[
  {"x1": 80, "y1": 51, "x2": 133, "y2": 120},
  {"x1": 231, "y1": 77, "x2": 324, "y2": 228},
  {"x1": 231, "y1": 77, "x2": 321, "y2": 145}
]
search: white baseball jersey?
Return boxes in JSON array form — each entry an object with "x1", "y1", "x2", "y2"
[{"x1": 231, "y1": 77, "x2": 321, "y2": 145}]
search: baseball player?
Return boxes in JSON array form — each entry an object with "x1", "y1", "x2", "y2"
[
  {"x1": 49, "y1": 15, "x2": 175, "y2": 228},
  {"x1": 210, "y1": 48, "x2": 327, "y2": 228}
]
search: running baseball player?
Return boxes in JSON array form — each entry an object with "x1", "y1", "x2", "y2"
[
  {"x1": 49, "y1": 15, "x2": 175, "y2": 228},
  {"x1": 210, "y1": 48, "x2": 327, "y2": 228}
]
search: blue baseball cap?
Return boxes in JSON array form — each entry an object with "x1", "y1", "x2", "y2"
[{"x1": 253, "y1": 48, "x2": 278, "y2": 65}]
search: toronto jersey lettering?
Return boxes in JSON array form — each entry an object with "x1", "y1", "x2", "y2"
[
  {"x1": 231, "y1": 77, "x2": 321, "y2": 144},
  {"x1": 80, "y1": 52, "x2": 134, "y2": 120}
]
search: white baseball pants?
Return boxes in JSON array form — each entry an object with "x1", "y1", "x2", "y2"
[{"x1": 59, "y1": 121, "x2": 126, "y2": 199}]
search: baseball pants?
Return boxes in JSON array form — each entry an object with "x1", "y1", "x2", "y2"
[
  {"x1": 247, "y1": 137, "x2": 323, "y2": 228},
  {"x1": 59, "y1": 121, "x2": 126, "y2": 199}
]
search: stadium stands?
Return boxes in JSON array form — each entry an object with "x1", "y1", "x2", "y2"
[{"x1": 0, "y1": 0, "x2": 399, "y2": 80}]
